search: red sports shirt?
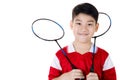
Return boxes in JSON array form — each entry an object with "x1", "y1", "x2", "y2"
[{"x1": 48, "y1": 43, "x2": 116, "y2": 80}]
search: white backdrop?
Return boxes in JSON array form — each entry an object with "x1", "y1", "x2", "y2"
[{"x1": 0, "y1": 0, "x2": 119, "y2": 80}]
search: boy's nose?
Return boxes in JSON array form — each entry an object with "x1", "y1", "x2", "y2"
[{"x1": 81, "y1": 26, "x2": 88, "y2": 31}]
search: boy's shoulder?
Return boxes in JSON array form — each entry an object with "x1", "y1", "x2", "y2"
[
  {"x1": 96, "y1": 46, "x2": 109, "y2": 58},
  {"x1": 55, "y1": 45, "x2": 68, "y2": 56},
  {"x1": 55, "y1": 43, "x2": 74, "y2": 55},
  {"x1": 97, "y1": 47, "x2": 109, "y2": 54}
]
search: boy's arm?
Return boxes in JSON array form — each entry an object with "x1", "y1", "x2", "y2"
[
  {"x1": 102, "y1": 55, "x2": 117, "y2": 80},
  {"x1": 102, "y1": 67, "x2": 116, "y2": 80},
  {"x1": 48, "y1": 54, "x2": 63, "y2": 80},
  {"x1": 48, "y1": 66, "x2": 61, "y2": 80},
  {"x1": 53, "y1": 69, "x2": 85, "y2": 80},
  {"x1": 48, "y1": 55, "x2": 85, "y2": 80}
]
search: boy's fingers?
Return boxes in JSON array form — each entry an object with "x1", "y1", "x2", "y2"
[
  {"x1": 72, "y1": 69, "x2": 83, "y2": 73},
  {"x1": 87, "y1": 72, "x2": 99, "y2": 80},
  {"x1": 74, "y1": 75, "x2": 85, "y2": 79},
  {"x1": 72, "y1": 69, "x2": 85, "y2": 79},
  {"x1": 87, "y1": 72, "x2": 97, "y2": 76}
]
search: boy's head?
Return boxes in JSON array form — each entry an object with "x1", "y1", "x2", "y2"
[
  {"x1": 70, "y1": 3, "x2": 99, "y2": 43},
  {"x1": 72, "y1": 3, "x2": 99, "y2": 23}
]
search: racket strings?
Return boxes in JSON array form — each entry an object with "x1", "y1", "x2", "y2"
[{"x1": 32, "y1": 18, "x2": 65, "y2": 41}]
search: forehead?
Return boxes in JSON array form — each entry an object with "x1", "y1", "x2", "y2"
[{"x1": 74, "y1": 13, "x2": 95, "y2": 22}]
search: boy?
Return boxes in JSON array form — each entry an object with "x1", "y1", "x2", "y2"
[{"x1": 48, "y1": 3, "x2": 116, "y2": 80}]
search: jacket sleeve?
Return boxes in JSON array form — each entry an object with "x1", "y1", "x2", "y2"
[
  {"x1": 48, "y1": 55, "x2": 62, "y2": 80},
  {"x1": 102, "y1": 67, "x2": 116, "y2": 80},
  {"x1": 102, "y1": 55, "x2": 117, "y2": 80},
  {"x1": 48, "y1": 66, "x2": 62, "y2": 80}
]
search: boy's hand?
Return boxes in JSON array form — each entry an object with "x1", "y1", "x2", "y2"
[
  {"x1": 86, "y1": 72, "x2": 99, "y2": 80},
  {"x1": 53, "y1": 69, "x2": 85, "y2": 80}
]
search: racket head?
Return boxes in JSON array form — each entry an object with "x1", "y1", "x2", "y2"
[
  {"x1": 93, "y1": 12, "x2": 111, "y2": 38},
  {"x1": 32, "y1": 18, "x2": 65, "y2": 41}
]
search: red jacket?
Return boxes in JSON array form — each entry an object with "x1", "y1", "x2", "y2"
[{"x1": 48, "y1": 44, "x2": 116, "y2": 80}]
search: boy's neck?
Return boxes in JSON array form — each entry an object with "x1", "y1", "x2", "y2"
[{"x1": 73, "y1": 41, "x2": 92, "y2": 54}]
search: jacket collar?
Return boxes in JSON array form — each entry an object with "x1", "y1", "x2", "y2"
[{"x1": 67, "y1": 43, "x2": 98, "y2": 54}]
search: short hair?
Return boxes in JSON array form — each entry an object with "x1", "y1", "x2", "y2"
[{"x1": 72, "y1": 3, "x2": 99, "y2": 23}]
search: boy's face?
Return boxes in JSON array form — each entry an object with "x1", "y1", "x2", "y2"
[{"x1": 70, "y1": 13, "x2": 99, "y2": 43}]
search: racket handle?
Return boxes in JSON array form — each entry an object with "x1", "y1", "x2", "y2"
[{"x1": 90, "y1": 64, "x2": 94, "y2": 72}]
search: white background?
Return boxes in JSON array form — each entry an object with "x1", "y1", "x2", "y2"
[{"x1": 0, "y1": 0, "x2": 119, "y2": 80}]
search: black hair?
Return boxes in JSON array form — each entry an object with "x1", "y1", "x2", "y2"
[{"x1": 72, "y1": 3, "x2": 99, "y2": 23}]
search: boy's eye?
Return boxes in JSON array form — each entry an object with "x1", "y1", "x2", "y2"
[
  {"x1": 88, "y1": 23, "x2": 93, "y2": 26},
  {"x1": 76, "y1": 23, "x2": 81, "y2": 25}
]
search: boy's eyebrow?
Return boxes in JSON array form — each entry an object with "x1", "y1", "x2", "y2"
[
  {"x1": 75, "y1": 19, "x2": 95, "y2": 22},
  {"x1": 88, "y1": 19, "x2": 95, "y2": 22},
  {"x1": 75, "y1": 19, "x2": 81, "y2": 21}
]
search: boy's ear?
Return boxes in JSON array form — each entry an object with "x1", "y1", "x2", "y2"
[
  {"x1": 95, "y1": 23, "x2": 99, "y2": 32},
  {"x1": 70, "y1": 20, "x2": 73, "y2": 29}
]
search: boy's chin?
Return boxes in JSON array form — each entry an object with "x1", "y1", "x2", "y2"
[{"x1": 78, "y1": 39, "x2": 90, "y2": 43}]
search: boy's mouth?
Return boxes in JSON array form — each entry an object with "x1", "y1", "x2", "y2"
[{"x1": 78, "y1": 33, "x2": 89, "y2": 36}]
